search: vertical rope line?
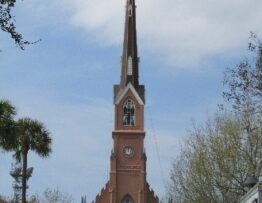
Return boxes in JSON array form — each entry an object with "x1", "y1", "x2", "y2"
[
  {"x1": 107, "y1": 147, "x2": 110, "y2": 181},
  {"x1": 147, "y1": 105, "x2": 166, "y2": 188}
]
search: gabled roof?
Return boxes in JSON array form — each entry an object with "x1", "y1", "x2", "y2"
[{"x1": 115, "y1": 83, "x2": 144, "y2": 105}]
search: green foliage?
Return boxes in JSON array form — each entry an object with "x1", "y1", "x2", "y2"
[
  {"x1": 12, "y1": 117, "x2": 52, "y2": 203},
  {"x1": 14, "y1": 117, "x2": 52, "y2": 161},
  {"x1": 169, "y1": 112, "x2": 262, "y2": 203},
  {"x1": 0, "y1": 0, "x2": 31, "y2": 50},
  {"x1": 169, "y1": 34, "x2": 262, "y2": 203},
  {"x1": 0, "y1": 100, "x2": 52, "y2": 203},
  {"x1": 0, "y1": 100, "x2": 17, "y2": 151}
]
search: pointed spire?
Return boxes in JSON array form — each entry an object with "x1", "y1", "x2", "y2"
[
  {"x1": 120, "y1": 0, "x2": 139, "y2": 89},
  {"x1": 114, "y1": 0, "x2": 144, "y2": 103}
]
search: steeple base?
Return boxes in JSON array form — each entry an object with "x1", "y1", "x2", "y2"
[{"x1": 92, "y1": 181, "x2": 159, "y2": 203}]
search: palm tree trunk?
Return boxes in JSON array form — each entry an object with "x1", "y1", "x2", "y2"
[{"x1": 22, "y1": 149, "x2": 28, "y2": 203}]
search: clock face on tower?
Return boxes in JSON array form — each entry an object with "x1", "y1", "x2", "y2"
[{"x1": 123, "y1": 146, "x2": 134, "y2": 157}]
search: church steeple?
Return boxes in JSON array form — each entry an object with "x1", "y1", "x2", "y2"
[
  {"x1": 121, "y1": 0, "x2": 139, "y2": 88},
  {"x1": 92, "y1": 1, "x2": 159, "y2": 202}
]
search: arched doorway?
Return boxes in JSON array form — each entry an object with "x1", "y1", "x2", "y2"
[{"x1": 121, "y1": 195, "x2": 134, "y2": 203}]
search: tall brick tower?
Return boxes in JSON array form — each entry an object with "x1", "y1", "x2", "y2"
[{"x1": 92, "y1": 1, "x2": 159, "y2": 203}]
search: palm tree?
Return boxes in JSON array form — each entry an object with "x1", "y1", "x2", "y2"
[
  {"x1": 0, "y1": 100, "x2": 17, "y2": 151},
  {"x1": 15, "y1": 118, "x2": 52, "y2": 203}
]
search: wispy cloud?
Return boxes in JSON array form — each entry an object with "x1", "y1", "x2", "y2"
[
  {"x1": 60, "y1": 0, "x2": 262, "y2": 67},
  {"x1": 13, "y1": 0, "x2": 262, "y2": 68}
]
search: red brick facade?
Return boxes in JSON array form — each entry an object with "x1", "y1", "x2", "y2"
[{"x1": 93, "y1": 87, "x2": 159, "y2": 203}]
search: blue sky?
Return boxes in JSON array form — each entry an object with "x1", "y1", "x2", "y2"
[{"x1": 1, "y1": 0, "x2": 262, "y2": 202}]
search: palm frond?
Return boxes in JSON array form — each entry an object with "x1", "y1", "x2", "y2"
[{"x1": 16, "y1": 117, "x2": 52, "y2": 157}]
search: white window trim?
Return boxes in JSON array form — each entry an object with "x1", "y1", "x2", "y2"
[
  {"x1": 127, "y1": 56, "x2": 133, "y2": 75},
  {"x1": 128, "y1": 6, "x2": 132, "y2": 17}
]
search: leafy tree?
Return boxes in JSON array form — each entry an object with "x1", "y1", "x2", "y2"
[
  {"x1": 1, "y1": 101, "x2": 52, "y2": 203},
  {"x1": 169, "y1": 112, "x2": 262, "y2": 203},
  {"x1": 223, "y1": 32, "x2": 262, "y2": 181},
  {"x1": 223, "y1": 32, "x2": 262, "y2": 117},
  {"x1": 0, "y1": 100, "x2": 16, "y2": 151},
  {"x1": 168, "y1": 35, "x2": 262, "y2": 203},
  {"x1": 13, "y1": 118, "x2": 52, "y2": 203}
]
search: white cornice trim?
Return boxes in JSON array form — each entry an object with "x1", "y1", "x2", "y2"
[{"x1": 115, "y1": 83, "x2": 144, "y2": 105}]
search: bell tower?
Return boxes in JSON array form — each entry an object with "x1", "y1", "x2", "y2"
[{"x1": 92, "y1": 1, "x2": 159, "y2": 203}]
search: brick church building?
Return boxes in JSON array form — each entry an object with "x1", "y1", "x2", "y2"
[{"x1": 92, "y1": 0, "x2": 159, "y2": 203}]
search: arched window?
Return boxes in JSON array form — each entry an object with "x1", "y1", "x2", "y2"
[
  {"x1": 121, "y1": 195, "x2": 133, "y2": 203},
  {"x1": 123, "y1": 99, "x2": 135, "y2": 126},
  {"x1": 128, "y1": 5, "x2": 132, "y2": 17}
]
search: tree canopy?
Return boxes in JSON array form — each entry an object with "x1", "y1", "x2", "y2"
[
  {"x1": 168, "y1": 35, "x2": 262, "y2": 203},
  {"x1": 223, "y1": 32, "x2": 262, "y2": 115},
  {"x1": 14, "y1": 117, "x2": 52, "y2": 203},
  {"x1": 0, "y1": 101, "x2": 52, "y2": 203},
  {"x1": 169, "y1": 112, "x2": 262, "y2": 203}
]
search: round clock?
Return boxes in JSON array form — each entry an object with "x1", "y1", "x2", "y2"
[{"x1": 123, "y1": 146, "x2": 134, "y2": 157}]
